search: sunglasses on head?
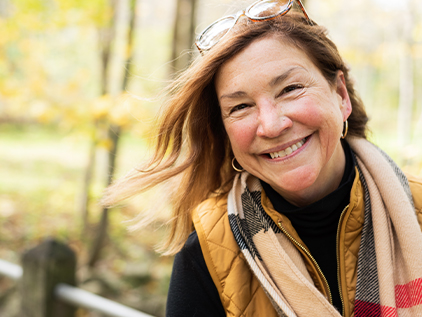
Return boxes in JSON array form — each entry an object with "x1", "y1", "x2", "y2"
[{"x1": 195, "y1": 0, "x2": 313, "y2": 54}]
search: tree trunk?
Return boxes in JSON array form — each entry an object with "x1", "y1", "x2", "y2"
[
  {"x1": 122, "y1": 0, "x2": 138, "y2": 91},
  {"x1": 397, "y1": 44, "x2": 413, "y2": 147},
  {"x1": 88, "y1": 0, "x2": 139, "y2": 268},
  {"x1": 79, "y1": 133, "x2": 96, "y2": 235},
  {"x1": 98, "y1": 0, "x2": 117, "y2": 96},
  {"x1": 88, "y1": 125, "x2": 121, "y2": 267},
  {"x1": 171, "y1": 0, "x2": 197, "y2": 73},
  {"x1": 397, "y1": 7, "x2": 414, "y2": 148},
  {"x1": 87, "y1": 0, "x2": 118, "y2": 268},
  {"x1": 79, "y1": 0, "x2": 117, "y2": 239}
]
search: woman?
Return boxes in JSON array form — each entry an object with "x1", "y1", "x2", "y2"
[{"x1": 105, "y1": 0, "x2": 422, "y2": 316}]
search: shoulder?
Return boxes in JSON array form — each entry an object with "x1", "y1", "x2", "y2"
[
  {"x1": 192, "y1": 193, "x2": 233, "y2": 248},
  {"x1": 193, "y1": 194, "x2": 229, "y2": 234},
  {"x1": 171, "y1": 232, "x2": 207, "y2": 277},
  {"x1": 406, "y1": 173, "x2": 422, "y2": 215},
  {"x1": 194, "y1": 194, "x2": 228, "y2": 216},
  {"x1": 172, "y1": 231, "x2": 214, "y2": 280},
  {"x1": 179, "y1": 231, "x2": 202, "y2": 259}
]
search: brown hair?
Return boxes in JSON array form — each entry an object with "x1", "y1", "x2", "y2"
[{"x1": 104, "y1": 12, "x2": 369, "y2": 255}]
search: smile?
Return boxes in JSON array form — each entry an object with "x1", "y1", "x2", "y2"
[{"x1": 268, "y1": 137, "x2": 307, "y2": 159}]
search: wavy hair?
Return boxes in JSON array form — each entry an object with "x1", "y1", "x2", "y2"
[{"x1": 103, "y1": 12, "x2": 369, "y2": 255}]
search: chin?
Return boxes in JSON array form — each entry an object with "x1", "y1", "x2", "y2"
[{"x1": 268, "y1": 167, "x2": 319, "y2": 196}]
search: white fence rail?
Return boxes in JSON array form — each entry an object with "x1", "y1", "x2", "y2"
[
  {"x1": 55, "y1": 284, "x2": 153, "y2": 317},
  {"x1": 0, "y1": 245, "x2": 155, "y2": 317},
  {"x1": 0, "y1": 259, "x2": 22, "y2": 281}
]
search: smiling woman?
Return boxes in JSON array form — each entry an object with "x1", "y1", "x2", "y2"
[
  {"x1": 215, "y1": 37, "x2": 351, "y2": 206},
  {"x1": 103, "y1": 1, "x2": 422, "y2": 316}
]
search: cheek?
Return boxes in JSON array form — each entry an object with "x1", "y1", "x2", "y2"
[
  {"x1": 224, "y1": 121, "x2": 256, "y2": 153},
  {"x1": 298, "y1": 102, "x2": 326, "y2": 127},
  {"x1": 300, "y1": 96, "x2": 342, "y2": 129}
]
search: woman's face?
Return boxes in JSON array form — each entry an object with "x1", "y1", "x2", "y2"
[{"x1": 215, "y1": 35, "x2": 352, "y2": 206}]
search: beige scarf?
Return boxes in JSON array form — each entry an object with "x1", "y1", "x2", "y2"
[{"x1": 227, "y1": 137, "x2": 422, "y2": 316}]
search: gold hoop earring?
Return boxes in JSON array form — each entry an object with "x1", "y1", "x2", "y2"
[
  {"x1": 232, "y1": 157, "x2": 244, "y2": 173},
  {"x1": 341, "y1": 120, "x2": 348, "y2": 139}
]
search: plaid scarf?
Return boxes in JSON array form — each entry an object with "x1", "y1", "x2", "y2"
[{"x1": 228, "y1": 137, "x2": 422, "y2": 316}]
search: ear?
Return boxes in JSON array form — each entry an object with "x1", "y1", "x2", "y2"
[{"x1": 335, "y1": 71, "x2": 352, "y2": 121}]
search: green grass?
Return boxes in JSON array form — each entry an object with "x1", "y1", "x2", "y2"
[{"x1": 0, "y1": 123, "x2": 172, "y2": 316}]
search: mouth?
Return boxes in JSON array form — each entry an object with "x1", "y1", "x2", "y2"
[{"x1": 267, "y1": 136, "x2": 310, "y2": 159}]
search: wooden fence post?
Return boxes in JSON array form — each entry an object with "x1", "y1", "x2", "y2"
[{"x1": 20, "y1": 239, "x2": 77, "y2": 317}]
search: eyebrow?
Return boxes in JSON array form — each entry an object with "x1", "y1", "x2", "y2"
[
  {"x1": 219, "y1": 91, "x2": 248, "y2": 100},
  {"x1": 269, "y1": 66, "x2": 304, "y2": 87},
  {"x1": 219, "y1": 66, "x2": 304, "y2": 101}
]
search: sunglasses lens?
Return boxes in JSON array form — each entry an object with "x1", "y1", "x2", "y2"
[
  {"x1": 247, "y1": 0, "x2": 290, "y2": 19},
  {"x1": 197, "y1": 16, "x2": 236, "y2": 51}
]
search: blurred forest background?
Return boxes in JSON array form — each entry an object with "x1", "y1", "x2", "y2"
[{"x1": 0, "y1": 0, "x2": 421, "y2": 316}]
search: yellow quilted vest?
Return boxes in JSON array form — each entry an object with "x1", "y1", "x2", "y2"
[
  {"x1": 192, "y1": 195, "x2": 278, "y2": 316},
  {"x1": 192, "y1": 173, "x2": 422, "y2": 317}
]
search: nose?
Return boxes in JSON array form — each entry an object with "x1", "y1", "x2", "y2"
[{"x1": 256, "y1": 101, "x2": 292, "y2": 138}]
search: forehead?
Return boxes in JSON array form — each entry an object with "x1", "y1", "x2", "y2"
[{"x1": 215, "y1": 34, "x2": 317, "y2": 92}]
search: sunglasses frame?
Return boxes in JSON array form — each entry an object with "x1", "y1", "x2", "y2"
[{"x1": 195, "y1": 0, "x2": 313, "y2": 54}]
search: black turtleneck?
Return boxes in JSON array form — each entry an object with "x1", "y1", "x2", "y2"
[{"x1": 261, "y1": 140, "x2": 356, "y2": 313}]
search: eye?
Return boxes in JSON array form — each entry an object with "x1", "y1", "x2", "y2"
[
  {"x1": 229, "y1": 103, "x2": 250, "y2": 114},
  {"x1": 279, "y1": 84, "x2": 304, "y2": 96}
]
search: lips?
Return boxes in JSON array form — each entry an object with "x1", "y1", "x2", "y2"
[
  {"x1": 263, "y1": 134, "x2": 312, "y2": 160},
  {"x1": 266, "y1": 136, "x2": 310, "y2": 159}
]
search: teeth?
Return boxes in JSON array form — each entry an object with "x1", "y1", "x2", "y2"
[{"x1": 269, "y1": 138, "x2": 306, "y2": 159}]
